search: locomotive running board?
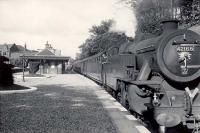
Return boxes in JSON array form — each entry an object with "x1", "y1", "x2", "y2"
[
  {"x1": 130, "y1": 80, "x2": 162, "y2": 86},
  {"x1": 117, "y1": 78, "x2": 162, "y2": 87}
]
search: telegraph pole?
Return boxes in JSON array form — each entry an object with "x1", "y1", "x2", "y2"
[{"x1": 22, "y1": 55, "x2": 25, "y2": 82}]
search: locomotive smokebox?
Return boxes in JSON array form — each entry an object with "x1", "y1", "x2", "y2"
[
  {"x1": 161, "y1": 19, "x2": 179, "y2": 32},
  {"x1": 157, "y1": 19, "x2": 200, "y2": 83}
]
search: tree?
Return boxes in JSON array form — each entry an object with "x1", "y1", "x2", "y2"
[
  {"x1": 135, "y1": 0, "x2": 181, "y2": 35},
  {"x1": 0, "y1": 56, "x2": 14, "y2": 86},
  {"x1": 78, "y1": 19, "x2": 133, "y2": 59},
  {"x1": 121, "y1": 0, "x2": 200, "y2": 39},
  {"x1": 180, "y1": 0, "x2": 200, "y2": 27}
]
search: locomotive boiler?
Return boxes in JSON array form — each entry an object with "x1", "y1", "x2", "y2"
[{"x1": 73, "y1": 20, "x2": 200, "y2": 132}]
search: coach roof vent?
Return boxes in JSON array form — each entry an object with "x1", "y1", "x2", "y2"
[{"x1": 161, "y1": 19, "x2": 179, "y2": 31}]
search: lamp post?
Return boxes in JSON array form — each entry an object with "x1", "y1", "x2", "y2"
[
  {"x1": 22, "y1": 43, "x2": 26, "y2": 82},
  {"x1": 22, "y1": 54, "x2": 25, "y2": 82}
]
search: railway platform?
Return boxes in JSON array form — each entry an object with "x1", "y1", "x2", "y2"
[{"x1": 0, "y1": 74, "x2": 150, "y2": 133}]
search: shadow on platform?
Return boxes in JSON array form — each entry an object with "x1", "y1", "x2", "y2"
[{"x1": 0, "y1": 84, "x2": 30, "y2": 91}]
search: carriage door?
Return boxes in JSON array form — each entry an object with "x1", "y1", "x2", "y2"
[
  {"x1": 101, "y1": 63, "x2": 107, "y2": 86},
  {"x1": 83, "y1": 61, "x2": 86, "y2": 75},
  {"x1": 101, "y1": 53, "x2": 108, "y2": 86}
]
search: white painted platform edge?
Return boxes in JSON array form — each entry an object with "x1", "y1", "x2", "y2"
[
  {"x1": 95, "y1": 88, "x2": 151, "y2": 133},
  {"x1": 135, "y1": 126, "x2": 151, "y2": 133},
  {"x1": 0, "y1": 86, "x2": 37, "y2": 94},
  {"x1": 125, "y1": 115, "x2": 137, "y2": 121}
]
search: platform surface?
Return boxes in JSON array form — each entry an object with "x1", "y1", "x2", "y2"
[{"x1": 0, "y1": 74, "x2": 150, "y2": 133}]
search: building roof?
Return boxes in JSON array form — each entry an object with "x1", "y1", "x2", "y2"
[
  {"x1": 0, "y1": 44, "x2": 10, "y2": 50},
  {"x1": 16, "y1": 45, "x2": 26, "y2": 51},
  {"x1": 0, "y1": 43, "x2": 26, "y2": 51},
  {"x1": 19, "y1": 42, "x2": 69, "y2": 61},
  {"x1": 21, "y1": 55, "x2": 70, "y2": 61},
  {"x1": 7, "y1": 44, "x2": 15, "y2": 49},
  {"x1": 0, "y1": 45, "x2": 6, "y2": 49},
  {"x1": 36, "y1": 49, "x2": 55, "y2": 56}
]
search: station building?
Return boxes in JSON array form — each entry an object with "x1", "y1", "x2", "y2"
[{"x1": 22, "y1": 42, "x2": 69, "y2": 74}]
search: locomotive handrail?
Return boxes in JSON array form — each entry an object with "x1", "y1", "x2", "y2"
[
  {"x1": 130, "y1": 80, "x2": 162, "y2": 86},
  {"x1": 172, "y1": 40, "x2": 200, "y2": 45},
  {"x1": 117, "y1": 78, "x2": 162, "y2": 87},
  {"x1": 136, "y1": 45, "x2": 156, "y2": 54}
]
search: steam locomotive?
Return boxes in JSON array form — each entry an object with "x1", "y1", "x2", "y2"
[{"x1": 73, "y1": 20, "x2": 200, "y2": 132}]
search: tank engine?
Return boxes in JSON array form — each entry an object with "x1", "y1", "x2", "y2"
[
  {"x1": 73, "y1": 20, "x2": 200, "y2": 132},
  {"x1": 128, "y1": 20, "x2": 200, "y2": 130}
]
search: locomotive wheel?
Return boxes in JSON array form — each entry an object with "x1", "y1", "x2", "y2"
[
  {"x1": 116, "y1": 81, "x2": 122, "y2": 102},
  {"x1": 120, "y1": 82, "x2": 129, "y2": 109},
  {"x1": 112, "y1": 90, "x2": 117, "y2": 99}
]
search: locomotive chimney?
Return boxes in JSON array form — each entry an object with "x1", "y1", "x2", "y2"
[{"x1": 161, "y1": 19, "x2": 179, "y2": 32}]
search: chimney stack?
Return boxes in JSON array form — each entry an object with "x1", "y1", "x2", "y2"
[{"x1": 161, "y1": 19, "x2": 179, "y2": 32}]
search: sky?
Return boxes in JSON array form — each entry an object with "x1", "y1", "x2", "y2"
[{"x1": 0, "y1": 0, "x2": 137, "y2": 58}]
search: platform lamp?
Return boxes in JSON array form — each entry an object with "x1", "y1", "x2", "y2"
[{"x1": 22, "y1": 42, "x2": 26, "y2": 82}]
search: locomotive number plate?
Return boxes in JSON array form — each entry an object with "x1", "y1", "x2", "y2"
[{"x1": 176, "y1": 46, "x2": 195, "y2": 52}]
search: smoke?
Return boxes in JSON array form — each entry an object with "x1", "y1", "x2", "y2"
[{"x1": 110, "y1": 2, "x2": 137, "y2": 37}]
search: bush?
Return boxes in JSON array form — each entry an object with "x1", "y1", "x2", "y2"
[{"x1": 0, "y1": 56, "x2": 14, "y2": 86}]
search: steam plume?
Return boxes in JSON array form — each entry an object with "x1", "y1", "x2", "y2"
[{"x1": 110, "y1": 2, "x2": 137, "y2": 37}]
